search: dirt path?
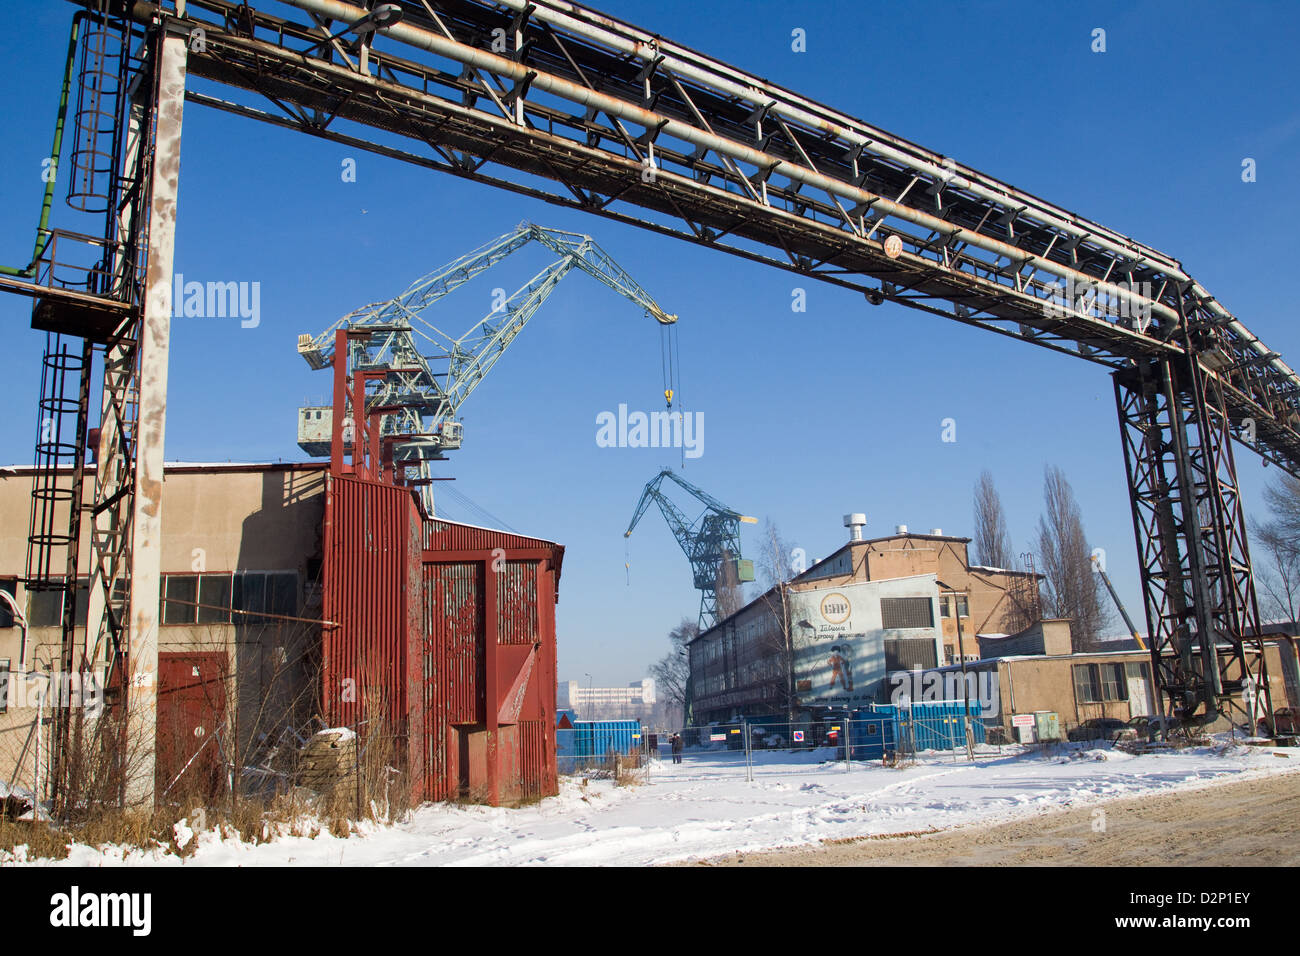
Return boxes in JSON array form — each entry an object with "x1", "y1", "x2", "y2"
[{"x1": 702, "y1": 768, "x2": 1300, "y2": 866}]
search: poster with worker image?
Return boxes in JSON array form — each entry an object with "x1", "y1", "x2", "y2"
[{"x1": 789, "y1": 583, "x2": 887, "y2": 708}]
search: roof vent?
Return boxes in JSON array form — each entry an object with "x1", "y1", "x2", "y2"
[
  {"x1": 895, "y1": 524, "x2": 908, "y2": 534},
  {"x1": 930, "y1": 528, "x2": 942, "y2": 536},
  {"x1": 843, "y1": 513, "x2": 866, "y2": 542}
]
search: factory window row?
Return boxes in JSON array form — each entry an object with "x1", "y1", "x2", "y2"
[
  {"x1": 163, "y1": 572, "x2": 300, "y2": 625},
  {"x1": 3, "y1": 572, "x2": 299, "y2": 628},
  {"x1": 1072, "y1": 661, "x2": 1140, "y2": 703}
]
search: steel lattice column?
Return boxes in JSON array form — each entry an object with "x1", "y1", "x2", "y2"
[{"x1": 1114, "y1": 354, "x2": 1272, "y2": 724}]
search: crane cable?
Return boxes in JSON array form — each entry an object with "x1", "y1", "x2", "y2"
[
  {"x1": 660, "y1": 321, "x2": 676, "y2": 409},
  {"x1": 658, "y1": 321, "x2": 687, "y2": 466}
]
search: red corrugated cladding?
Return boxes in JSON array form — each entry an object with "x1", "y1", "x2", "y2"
[
  {"x1": 323, "y1": 476, "x2": 562, "y2": 806},
  {"x1": 322, "y1": 474, "x2": 417, "y2": 735}
]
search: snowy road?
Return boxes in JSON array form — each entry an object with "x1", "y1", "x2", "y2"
[{"x1": 10, "y1": 738, "x2": 1297, "y2": 867}]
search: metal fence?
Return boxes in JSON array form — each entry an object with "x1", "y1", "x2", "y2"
[
  {"x1": 622, "y1": 706, "x2": 1007, "y2": 783},
  {"x1": 554, "y1": 708, "x2": 1244, "y2": 787}
]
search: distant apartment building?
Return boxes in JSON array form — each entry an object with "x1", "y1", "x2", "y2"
[{"x1": 559, "y1": 678, "x2": 656, "y2": 719}]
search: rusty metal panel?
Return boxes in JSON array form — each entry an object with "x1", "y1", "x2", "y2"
[
  {"x1": 497, "y1": 562, "x2": 539, "y2": 646},
  {"x1": 322, "y1": 475, "x2": 415, "y2": 735},
  {"x1": 520, "y1": 720, "x2": 546, "y2": 801},
  {"x1": 424, "y1": 518, "x2": 566, "y2": 573},
  {"x1": 419, "y1": 516, "x2": 562, "y2": 806},
  {"x1": 404, "y1": 500, "x2": 426, "y2": 801},
  {"x1": 427, "y1": 562, "x2": 482, "y2": 724}
]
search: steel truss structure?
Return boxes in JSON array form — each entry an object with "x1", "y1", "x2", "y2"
[
  {"x1": 3, "y1": 0, "x2": 1297, "y2": 795},
  {"x1": 297, "y1": 221, "x2": 677, "y2": 514}
]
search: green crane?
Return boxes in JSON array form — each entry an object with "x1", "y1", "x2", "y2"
[
  {"x1": 296, "y1": 222, "x2": 679, "y2": 514},
  {"x1": 624, "y1": 469, "x2": 757, "y2": 630}
]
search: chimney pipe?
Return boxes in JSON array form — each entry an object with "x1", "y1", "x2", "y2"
[{"x1": 843, "y1": 513, "x2": 866, "y2": 542}]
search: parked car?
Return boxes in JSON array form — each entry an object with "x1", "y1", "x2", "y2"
[
  {"x1": 1126, "y1": 715, "x2": 1179, "y2": 741},
  {"x1": 1256, "y1": 707, "x2": 1299, "y2": 737},
  {"x1": 1067, "y1": 718, "x2": 1138, "y2": 743}
]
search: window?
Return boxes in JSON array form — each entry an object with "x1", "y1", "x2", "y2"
[
  {"x1": 0, "y1": 659, "x2": 8, "y2": 714},
  {"x1": 161, "y1": 572, "x2": 260, "y2": 625},
  {"x1": 0, "y1": 579, "x2": 15, "y2": 628},
  {"x1": 1073, "y1": 663, "x2": 1128, "y2": 703},
  {"x1": 72, "y1": 580, "x2": 89, "y2": 627},
  {"x1": 233, "y1": 571, "x2": 299, "y2": 625},
  {"x1": 198, "y1": 575, "x2": 232, "y2": 624},
  {"x1": 940, "y1": 596, "x2": 953, "y2": 619},
  {"x1": 163, "y1": 575, "x2": 198, "y2": 625},
  {"x1": 27, "y1": 588, "x2": 63, "y2": 628},
  {"x1": 944, "y1": 643, "x2": 955, "y2": 664},
  {"x1": 880, "y1": 596, "x2": 935, "y2": 629},
  {"x1": 955, "y1": 594, "x2": 969, "y2": 618},
  {"x1": 1073, "y1": 663, "x2": 1102, "y2": 703},
  {"x1": 1099, "y1": 662, "x2": 1128, "y2": 701}
]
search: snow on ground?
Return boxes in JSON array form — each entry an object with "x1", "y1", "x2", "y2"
[{"x1": 6, "y1": 738, "x2": 1297, "y2": 867}]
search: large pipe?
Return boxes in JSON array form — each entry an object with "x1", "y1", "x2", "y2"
[
  {"x1": 497, "y1": 0, "x2": 1182, "y2": 272},
  {"x1": 276, "y1": 0, "x2": 1299, "y2": 391},
  {"x1": 497, "y1": 0, "x2": 1300, "y2": 389},
  {"x1": 276, "y1": 0, "x2": 1174, "y2": 326}
]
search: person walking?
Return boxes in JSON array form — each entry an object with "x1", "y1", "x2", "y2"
[{"x1": 671, "y1": 733, "x2": 684, "y2": 764}]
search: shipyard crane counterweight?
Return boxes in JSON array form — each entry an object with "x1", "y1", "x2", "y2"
[
  {"x1": 296, "y1": 222, "x2": 680, "y2": 513},
  {"x1": 625, "y1": 469, "x2": 757, "y2": 629}
]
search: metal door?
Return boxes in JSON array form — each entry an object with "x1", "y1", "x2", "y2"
[{"x1": 156, "y1": 652, "x2": 228, "y2": 801}]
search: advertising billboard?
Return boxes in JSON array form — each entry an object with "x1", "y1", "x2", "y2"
[{"x1": 789, "y1": 577, "x2": 940, "y2": 708}]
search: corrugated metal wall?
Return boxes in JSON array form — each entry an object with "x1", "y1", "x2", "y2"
[
  {"x1": 322, "y1": 475, "x2": 414, "y2": 734},
  {"x1": 325, "y1": 476, "x2": 562, "y2": 806}
]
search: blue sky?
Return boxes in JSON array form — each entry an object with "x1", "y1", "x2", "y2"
[{"x1": 2, "y1": 1, "x2": 1298, "y2": 684}]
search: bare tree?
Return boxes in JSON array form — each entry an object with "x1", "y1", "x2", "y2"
[
  {"x1": 1252, "y1": 473, "x2": 1300, "y2": 622},
  {"x1": 972, "y1": 470, "x2": 1014, "y2": 570},
  {"x1": 753, "y1": 519, "x2": 798, "y2": 720},
  {"x1": 754, "y1": 518, "x2": 797, "y2": 591},
  {"x1": 1036, "y1": 465, "x2": 1108, "y2": 650},
  {"x1": 648, "y1": 617, "x2": 696, "y2": 726}
]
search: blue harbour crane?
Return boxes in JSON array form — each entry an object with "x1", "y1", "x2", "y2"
[{"x1": 624, "y1": 469, "x2": 757, "y2": 630}]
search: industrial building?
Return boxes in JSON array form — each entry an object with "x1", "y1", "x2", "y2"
[
  {"x1": 0, "y1": 462, "x2": 563, "y2": 807},
  {"x1": 896, "y1": 638, "x2": 1298, "y2": 741},
  {"x1": 688, "y1": 517, "x2": 1036, "y2": 723}
]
